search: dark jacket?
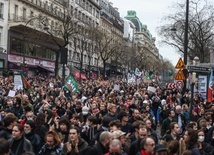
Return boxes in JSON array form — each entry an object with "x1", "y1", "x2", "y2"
[
  {"x1": 91, "y1": 126, "x2": 108, "y2": 145},
  {"x1": 161, "y1": 117, "x2": 175, "y2": 137},
  {"x1": 129, "y1": 138, "x2": 141, "y2": 155},
  {"x1": 35, "y1": 124, "x2": 48, "y2": 143},
  {"x1": 205, "y1": 126, "x2": 214, "y2": 146},
  {"x1": 83, "y1": 141, "x2": 109, "y2": 155},
  {"x1": 0, "y1": 127, "x2": 12, "y2": 140},
  {"x1": 62, "y1": 138, "x2": 88, "y2": 155},
  {"x1": 25, "y1": 132, "x2": 43, "y2": 154},
  {"x1": 9, "y1": 137, "x2": 33, "y2": 155},
  {"x1": 38, "y1": 144, "x2": 62, "y2": 155},
  {"x1": 199, "y1": 142, "x2": 214, "y2": 155},
  {"x1": 148, "y1": 128, "x2": 158, "y2": 144}
]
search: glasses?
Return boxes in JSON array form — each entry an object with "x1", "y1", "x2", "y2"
[{"x1": 147, "y1": 143, "x2": 155, "y2": 147}]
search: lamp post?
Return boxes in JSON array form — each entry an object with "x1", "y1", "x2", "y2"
[
  {"x1": 183, "y1": 0, "x2": 189, "y2": 93},
  {"x1": 171, "y1": 0, "x2": 189, "y2": 94}
]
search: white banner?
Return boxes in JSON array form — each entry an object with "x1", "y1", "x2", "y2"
[
  {"x1": 13, "y1": 75, "x2": 23, "y2": 90},
  {"x1": 128, "y1": 73, "x2": 136, "y2": 83}
]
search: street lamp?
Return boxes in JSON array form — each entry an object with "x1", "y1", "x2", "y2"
[
  {"x1": 171, "y1": 0, "x2": 189, "y2": 94},
  {"x1": 183, "y1": 0, "x2": 189, "y2": 93}
]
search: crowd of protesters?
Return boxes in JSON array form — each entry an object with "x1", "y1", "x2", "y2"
[{"x1": 0, "y1": 75, "x2": 214, "y2": 155}]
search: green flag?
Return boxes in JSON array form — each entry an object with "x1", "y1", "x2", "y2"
[{"x1": 64, "y1": 75, "x2": 79, "y2": 93}]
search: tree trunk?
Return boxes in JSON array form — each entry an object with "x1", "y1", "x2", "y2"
[{"x1": 103, "y1": 60, "x2": 106, "y2": 78}]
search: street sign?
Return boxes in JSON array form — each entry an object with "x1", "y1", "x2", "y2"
[
  {"x1": 175, "y1": 69, "x2": 185, "y2": 80},
  {"x1": 167, "y1": 83, "x2": 177, "y2": 89},
  {"x1": 187, "y1": 66, "x2": 210, "y2": 72},
  {"x1": 176, "y1": 80, "x2": 184, "y2": 90},
  {"x1": 175, "y1": 58, "x2": 185, "y2": 69}
]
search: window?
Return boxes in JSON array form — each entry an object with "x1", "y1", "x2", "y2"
[
  {"x1": 30, "y1": 11, "x2": 34, "y2": 17},
  {"x1": 0, "y1": 28, "x2": 2, "y2": 46},
  {"x1": 11, "y1": 38, "x2": 24, "y2": 54},
  {"x1": 0, "y1": 59, "x2": 4, "y2": 69},
  {"x1": 0, "y1": 3, "x2": 4, "y2": 19},
  {"x1": 14, "y1": 5, "x2": 18, "y2": 21},
  {"x1": 23, "y1": 8, "x2": 26, "y2": 21},
  {"x1": 84, "y1": 55, "x2": 87, "y2": 63}
]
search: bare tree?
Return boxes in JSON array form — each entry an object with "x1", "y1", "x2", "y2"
[
  {"x1": 84, "y1": 26, "x2": 100, "y2": 78},
  {"x1": 23, "y1": 5, "x2": 79, "y2": 77},
  {"x1": 157, "y1": 0, "x2": 214, "y2": 62},
  {"x1": 96, "y1": 28, "x2": 116, "y2": 77}
]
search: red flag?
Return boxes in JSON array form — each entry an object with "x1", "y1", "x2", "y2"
[
  {"x1": 208, "y1": 69, "x2": 213, "y2": 102},
  {"x1": 22, "y1": 75, "x2": 31, "y2": 90}
]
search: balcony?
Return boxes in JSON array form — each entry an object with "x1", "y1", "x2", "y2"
[
  {"x1": 88, "y1": 0, "x2": 101, "y2": 10},
  {"x1": 18, "y1": 0, "x2": 66, "y2": 20},
  {"x1": 8, "y1": 14, "x2": 46, "y2": 32}
]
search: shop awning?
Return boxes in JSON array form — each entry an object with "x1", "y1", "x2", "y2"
[{"x1": 37, "y1": 65, "x2": 54, "y2": 73}]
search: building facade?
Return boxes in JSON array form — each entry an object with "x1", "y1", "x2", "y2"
[
  {"x1": 0, "y1": 0, "x2": 9, "y2": 75},
  {"x1": 68, "y1": 0, "x2": 101, "y2": 76},
  {"x1": 99, "y1": 0, "x2": 124, "y2": 76},
  {"x1": 7, "y1": 0, "x2": 70, "y2": 76},
  {"x1": 125, "y1": 10, "x2": 161, "y2": 74}
]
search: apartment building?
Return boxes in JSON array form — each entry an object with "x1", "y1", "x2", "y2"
[
  {"x1": 68, "y1": 0, "x2": 101, "y2": 74},
  {"x1": 0, "y1": 0, "x2": 9, "y2": 75},
  {"x1": 125, "y1": 10, "x2": 160, "y2": 64},
  {"x1": 7, "y1": 0, "x2": 70, "y2": 76},
  {"x1": 99, "y1": 0, "x2": 124, "y2": 76}
]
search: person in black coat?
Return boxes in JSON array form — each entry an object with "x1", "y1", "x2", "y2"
[
  {"x1": 82, "y1": 131, "x2": 111, "y2": 155},
  {"x1": 90, "y1": 116, "x2": 112, "y2": 145},
  {"x1": 11, "y1": 97, "x2": 23, "y2": 119},
  {"x1": 205, "y1": 125, "x2": 214, "y2": 146},
  {"x1": 10, "y1": 124, "x2": 33, "y2": 155},
  {"x1": 0, "y1": 113, "x2": 17, "y2": 140},
  {"x1": 24, "y1": 120, "x2": 43, "y2": 154},
  {"x1": 128, "y1": 127, "x2": 148, "y2": 155},
  {"x1": 197, "y1": 129, "x2": 214, "y2": 155}
]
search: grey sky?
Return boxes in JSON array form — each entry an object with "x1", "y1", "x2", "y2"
[{"x1": 110, "y1": 0, "x2": 181, "y2": 65}]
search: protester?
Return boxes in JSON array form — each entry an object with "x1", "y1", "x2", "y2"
[
  {"x1": 161, "y1": 109, "x2": 175, "y2": 137},
  {"x1": 183, "y1": 128, "x2": 200, "y2": 155},
  {"x1": 163, "y1": 122, "x2": 180, "y2": 142},
  {"x1": 197, "y1": 129, "x2": 214, "y2": 155},
  {"x1": 10, "y1": 124, "x2": 33, "y2": 155},
  {"x1": 0, "y1": 74, "x2": 214, "y2": 155},
  {"x1": 83, "y1": 131, "x2": 112, "y2": 155},
  {"x1": 0, "y1": 138, "x2": 10, "y2": 155},
  {"x1": 129, "y1": 126, "x2": 148, "y2": 155},
  {"x1": 38, "y1": 130, "x2": 62, "y2": 155},
  {"x1": 138, "y1": 137, "x2": 156, "y2": 155},
  {"x1": 62, "y1": 126, "x2": 88, "y2": 155},
  {"x1": 105, "y1": 139, "x2": 127, "y2": 155},
  {"x1": 0, "y1": 113, "x2": 17, "y2": 140}
]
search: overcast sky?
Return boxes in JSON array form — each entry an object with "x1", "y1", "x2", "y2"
[{"x1": 109, "y1": 0, "x2": 181, "y2": 65}]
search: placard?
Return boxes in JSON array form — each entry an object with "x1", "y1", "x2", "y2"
[
  {"x1": 8, "y1": 90, "x2": 16, "y2": 97},
  {"x1": 114, "y1": 85, "x2": 120, "y2": 91},
  {"x1": 147, "y1": 86, "x2": 156, "y2": 93}
]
